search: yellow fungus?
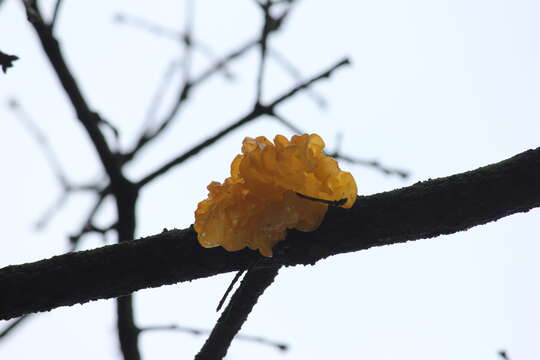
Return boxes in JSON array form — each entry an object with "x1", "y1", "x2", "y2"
[{"x1": 194, "y1": 134, "x2": 357, "y2": 256}]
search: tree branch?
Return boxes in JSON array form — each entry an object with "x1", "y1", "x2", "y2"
[
  {"x1": 120, "y1": 2, "x2": 296, "y2": 165},
  {"x1": 22, "y1": 3, "x2": 141, "y2": 359},
  {"x1": 268, "y1": 48, "x2": 326, "y2": 108},
  {"x1": 50, "y1": 0, "x2": 63, "y2": 31},
  {"x1": 0, "y1": 50, "x2": 19, "y2": 73},
  {"x1": 1, "y1": 146, "x2": 539, "y2": 320},
  {"x1": 21, "y1": 0, "x2": 123, "y2": 187},
  {"x1": 254, "y1": 0, "x2": 272, "y2": 104},
  {"x1": 139, "y1": 323, "x2": 287, "y2": 352},
  {"x1": 122, "y1": 3, "x2": 196, "y2": 164},
  {"x1": 113, "y1": 11, "x2": 233, "y2": 79},
  {"x1": 0, "y1": 315, "x2": 29, "y2": 340},
  {"x1": 137, "y1": 58, "x2": 350, "y2": 186},
  {"x1": 270, "y1": 112, "x2": 408, "y2": 178},
  {"x1": 195, "y1": 266, "x2": 280, "y2": 359}
]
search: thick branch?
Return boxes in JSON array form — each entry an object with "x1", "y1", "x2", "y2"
[{"x1": 1, "y1": 147, "x2": 539, "y2": 320}]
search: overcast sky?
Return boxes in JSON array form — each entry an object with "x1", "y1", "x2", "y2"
[{"x1": 1, "y1": 0, "x2": 539, "y2": 359}]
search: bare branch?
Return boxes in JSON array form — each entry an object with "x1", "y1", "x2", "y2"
[
  {"x1": 123, "y1": 39, "x2": 256, "y2": 163},
  {"x1": 113, "y1": 11, "x2": 223, "y2": 65},
  {"x1": 7, "y1": 99, "x2": 105, "y2": 229},
  {"x1": 328, "y1": 133, "x2": 409, "y2": 178},
  {"x1": 269, "y1": 48, "x2": 326, "y2": 108},
  {"x1": 216, "y1": 269, "x2": 246, "y2": 312},
  {"x1": 195, "y1": 266, "x2": 280, "y2": 359},
  {"x1": 49, "y1": 0, "x2": 63, "y2": 30},
  {"x1": 113, "y1": 11, "x2": 242, "y2": 80},
  {"x1": 34, "y1": 192, "x2": 69, "y2": 230},
  {"x1": 271, "y1": 112, "x2": 409, "y2": 178},
  {"x1": 270, "y1": 111, "x2": 305, "y2": 135},
  {"x1": 255, "y1": 0, "x2": 272, "y2": 104},
  {"x1": 268, "y1": 58, "x2": 350, "y2": 108},
  {"x1": 181, "y1": 0, "x2": 194, "y2": 83},
  {"x1": 1, "y1": 146, "x2": 539, "y2": 321},
  {"x1": 137, "y1": 58, "x2": 350, "y2": 187},
  {"x1": 139, "y1": 323, "x2": 288, "y2": 352},
  {"x1": 0, "y1": 315, "x2": 29, "y2": 340},
  {"x1": 8, "y1": 98, "x2": 69, "y2": 188},
  {"x1": 21, "y1": 0, "x2": 124, "y2": 187},
  {"x1": 117, "y1": 295, "x2": 139, "y2": 360},
  {"x1": 126, "y1": 3, "x2": 197, "y2": 160},
  {"x1": 68, "y1": 189, "x2": 109, "y2": 249},
  {"x1": 191, "y1": 39, "x2": 256, "y2": 85},
  {"x1": 120, "y1": 3, "x2": 298, "y2": 164},
  {"x1": 138, "y1": 60, "x2": 179, "y2": 132},
  {"x1": 0, "y1": 50, "x2": 18, "y2": 73},
  {"x1": 330, "y1": 152, "x2": 409, "y2": 178}
]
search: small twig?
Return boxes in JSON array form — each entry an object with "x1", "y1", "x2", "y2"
[
  {"x1": 121, "y1": 4, "x2": 298, "y2": 164},
  {"x1": 138, "y1": 60, "x2": 179, "y2": 133},
  {"x1": 33, "y1": 183, "x2": 102, "y2": 231},
  {"x1": 21, "y1": 0, "x2": 124, "y2": 187},
  {"x1": 296, "y1": 192, "x2": 347, "y2": 207},
  {"x1": 34, "y1": 192, "x2": 69, "y2": 230},
  {"x1": 125, "y1": 76, "x2": 191, "y2": 164},
  {"x1": 330, "y1": 152, "x2": 409, "y2": 179},
  {"x1": 255, "y1": 0, "x2": 272, "y2": 104},
  {"x1": 138, "y1": 323, "x2": 288, "y2": 352},
  {"x1": 96, "y1": 113, "x2": 120, "y2": 144},
  {"x1": 195, "y1": 266, "x2": 281, "y2": 360},
  {"x1": 268, "y1": 57, "x2": 350, "y2": 108},
  {"x1": 271, "y1": 114, "x2": 410, "y2": 179},
  {"x1": 113, "y1": 12, "x2": 233, "y2": 79},
  {"x1": 69, "y1": 190, "x2": 109, "y2": 249},
  {"x1": 270, "y1": 111, "x2": 305, "y2": 134},
  {"x1": 0, "y1": 50, "x2": 19, "y2": 73},
  {"x1": 114, "y1": 13, "x2": 180, "y2": 39},
  {"x1": 50, "y1": 0, "x2": 63, "y2": 31},
  {"x1": 0, "y1": 315, "x2": 29, "y2": 340},
  {"x1": 269, "y1": 48, "x2": 327, "y2": 108},
  {"x1": 191, "y1": 39, "x2": 257, "y2": 85},
  {"x1": 329, "y1": 133, "x2": 409, "y2": 178},
  {"x1": 216, "y1": 269, "x2": 246, "y2": 312},
  {"x1": 137, "y1": 57, "x2": 350, "y2": 186},
  {"x1": 8, "y1": 98, "x2": 69, "y2": 188},
  {"x1": 123, "y1": 38, "x2": 259, "y2": 163},
  {"x1": 181, "y1": 0, "x2": 194, "y2": 83},
  {"x1": 121, "y1": 4, "x2": 200, "y2": 164},
  {"x1": 8, "y1": 99, "x2": 107, "y2": 229},
  {"x1": 127, "y1": 0, "x2": 196, "y2": 157}
]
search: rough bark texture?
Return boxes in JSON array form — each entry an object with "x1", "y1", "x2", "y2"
[{"x1": 1, "y1": 147, "x2": 539, "y2": 321}]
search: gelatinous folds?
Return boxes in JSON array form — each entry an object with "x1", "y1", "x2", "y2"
[{"x1": 194, "y1": 134, "x2": 357, "y2": 256}]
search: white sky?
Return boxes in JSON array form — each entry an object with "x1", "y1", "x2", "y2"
[{"x1": 1, "y1": 0, "x2": 539, "y2": 359}]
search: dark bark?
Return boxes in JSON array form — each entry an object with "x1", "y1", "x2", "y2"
[
  {"x1": 117, "y1": 295, "x2": 139, "y2": 360},
  {"x1": 195, "y1": 266, "x2": 280, "y2": 360},
  {"x1": 0, "y1": 50, "x2": 18, "y2": 73},
  {"x1": 115, "y1": 182, "x2": 140, "y2": 360},
  {"x1": 0, "y1": 146, "x2": 539, "y2": 321},
  {"x1": 21, "y1": 3, "x2": 142, "y2": 358}
]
